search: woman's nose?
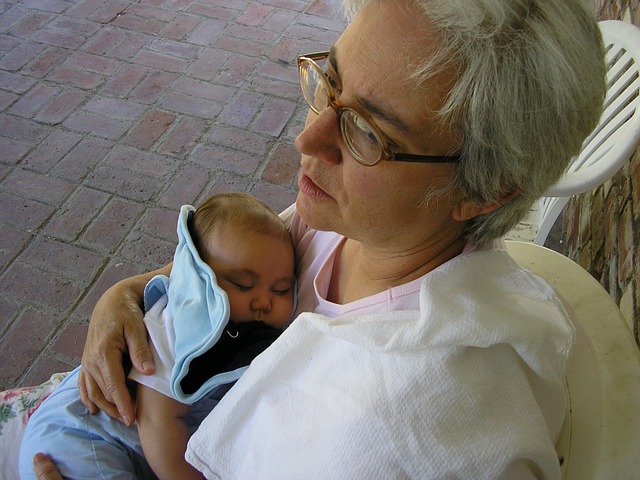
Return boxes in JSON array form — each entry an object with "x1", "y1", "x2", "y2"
[{"x1": 294, "y1": 107, "x2": 343, "y2": 165}]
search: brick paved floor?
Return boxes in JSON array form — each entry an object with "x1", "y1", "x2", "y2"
[{"x1": 0, "y1": 0, "x2": 347, "y2": 390}]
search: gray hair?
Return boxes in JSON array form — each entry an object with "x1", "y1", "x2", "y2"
[{"x1": 343, "y1": 0, "x2": 606, "y2": 244}]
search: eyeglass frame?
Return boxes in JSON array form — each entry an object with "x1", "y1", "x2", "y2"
[{"x1": 296, "y1": 51, "x2": 461, "y2": 166}]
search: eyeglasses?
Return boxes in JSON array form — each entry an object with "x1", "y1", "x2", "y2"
[{"x1": 296, "y1": 51, "x2": 461, "y2": 167}]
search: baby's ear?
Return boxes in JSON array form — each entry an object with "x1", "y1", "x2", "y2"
[{"x1": 452, "y1": 189, "x2": 521, "y2": 221}]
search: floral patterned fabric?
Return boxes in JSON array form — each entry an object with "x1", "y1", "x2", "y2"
[{"x1": 0, "y1": 372, "x2": 70, "y2": 479}]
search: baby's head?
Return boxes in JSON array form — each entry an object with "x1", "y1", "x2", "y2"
[{"x1": 189, "y1": 193, "x2": 295, "y2": 329}]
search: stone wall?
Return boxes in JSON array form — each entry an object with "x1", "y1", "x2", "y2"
[{"x1": 562, "y1": 0, "x2": 640, "y2": 344}]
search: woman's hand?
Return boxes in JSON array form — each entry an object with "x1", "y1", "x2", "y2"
[
  {"x1": 78, "y1": 265, "x2": 171, "y2": 425},
  {"x1": 33, "y1": 453, "x2": 62, "y2": 480}
]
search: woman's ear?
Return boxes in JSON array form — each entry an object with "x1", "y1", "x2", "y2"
[{"x1": 452, "y1": 189, "x2": 521, "y2": 221}]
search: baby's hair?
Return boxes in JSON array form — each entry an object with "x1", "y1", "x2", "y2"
[{"x1": 189, "y1": 193, "x2": 292, "y2": 259}]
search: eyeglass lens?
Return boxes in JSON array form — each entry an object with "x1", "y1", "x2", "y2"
[{"x1": 300, "y1": 59, "x2": 383, "y2": 165}]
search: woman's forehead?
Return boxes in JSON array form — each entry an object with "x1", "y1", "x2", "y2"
[{"x1": 332, "y1": 0, "x2": 460, "y2": 152}]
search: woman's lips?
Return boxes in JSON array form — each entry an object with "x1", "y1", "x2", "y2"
[{"x1": 297, "y1": 172, "x2": 333, "y2": 200}]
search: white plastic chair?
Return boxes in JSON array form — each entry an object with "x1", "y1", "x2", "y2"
[
  {"x1": 506, "y1": 240, "x2": 640, "y2": 479},
  {"x1": 509, "y1": 20, "x2": 640, "y2": 245}
]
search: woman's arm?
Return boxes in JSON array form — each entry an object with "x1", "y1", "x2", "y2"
[
  {"x1": 78, "y1": 264, "x2": 172, "y2": 426},
  {"x1": 136, "y1": 384, "x2": 203, "y2": 480}
]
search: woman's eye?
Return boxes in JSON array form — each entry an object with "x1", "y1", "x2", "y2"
[{"x1": 324, "y1": 71, "x2": 341, "y2": 94}]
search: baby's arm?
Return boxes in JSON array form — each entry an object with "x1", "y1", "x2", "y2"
[{"x1": 136, "y1": 383, "x2": 204, "y2": 480}]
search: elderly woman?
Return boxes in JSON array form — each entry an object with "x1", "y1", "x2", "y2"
[{"x1": 27, "y1": 0, "x2": 605, "y2": 478}]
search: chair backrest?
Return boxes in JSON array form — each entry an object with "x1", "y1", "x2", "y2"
[
  {"x1": 506, "y1": 241, "x2": 640, "y2": 479},
  {"x1": 524, "y1": 20, "x2": 640, "y2": 245},
  {"x1": 546, "y1": 20, "x2": 640, "y2": 197}
]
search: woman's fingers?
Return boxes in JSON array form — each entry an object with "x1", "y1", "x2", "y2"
[{"x1": 33, "y1": 453, "x2": 63, "y2": 480}]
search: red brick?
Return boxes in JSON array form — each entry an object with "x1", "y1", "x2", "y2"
[
  {"x1": 21, "y1": 358, "x2": 76, "y2": 388},
  {"x1": 191, "y1": 143, "x2": 262, "y2": 175},
  {"x1": 0, "y1": 69, "x2": 37, "y2": 93},
  {"x1": 617, "y1": 201, "x2": 634, "y2": 286},
  {"x1": 133, "y1": 49, "x2": 190, "y2": 73},
  {"x1": 23, "y1": 46, "x2": 70, "y2": 78},
  {"x1": 0, "y1": 5, "x2": 31, "y2": 33},
  {"x1": 218, "y1": 91, "x2": 265, "y2": 127},
  {"x1": 186, "y1": 2, "x2": 241, "y2": 21},
  {"x1": 105, "y1": 145, "x2": 178, "y2": 177},
  {"x1": 118, "y1": 231, "x2": 176, "y2": 268},
  {"x1": 83, "y1": 96, "x2": 146, "y2": 121},
  {"x1": 207, "y1": 124, "x2": 270, "y2": 155},
  {"x1": 186, "y1": 18, "x2": 226, "y2": 46},
  {"x1": 9, "y1": 11, "x2": 54, "y2": 37},
  {"x1": 52, "y1": 322, "x2": 88, "y2": 360},
  {"x1": 109, "y1": 31, "x2": 153, "y2": 60},
  {"x1": 157, "y1": 115, "x2": 208, "y2": 157},
  {"x1": 8, "y1": 83, "x2": 60, "y2": 118},
  {"x1": 2, "y1": 168, "x2": 74, "y2": 205},
  {"x1": 0, "y1": 113, "x2": 50, "y2": 141},
  {"x1": 43, "y1": 186, "x2": 110, "y2": 241},
  {"x1": 0, "y1": 308, "x2": 58, "y2": 384},
  {"x1": 0, "y1": 296, "x2": 20, "y2": 337},
  {"x1": 631, "y1": 149, "x2": 640, "y2": 222},
  {"x1": 50, "y1": 14, "x2": 100, "y2": 36},
  {"x1": 32, "y1": 28, "x2": 86, "y2": 49},
  {"x1": 0, "y1": 137, "x2": 31, "y2": 164},
  {"x1": 85, "y1": 165, "x2": 160, "y2": 201},
  {"x1": 186, "y1": 48, "x2": 228, "y2": 80},
  {"x1": 173, "y1": 76, "x2": 233, "y2": 102},
  {"x1": 228, "y1": 24, "x2": 279, "y2": 45},
  {"x1": 74, "y1": 259, "x2": 145, "y2": 318},
  {"x1": 159, "y1": 91, "x2": 222, "y2": 119},
  {"x1": 22, "y1": 236, "x2": 103, "y2": 281},
  {"x1": 111, "y1": 13, "x2": 166, "y2": 35},
  {"x1": 124, "y1": 110, "x2": 176, "y2": 149},
  {"x1": 101, "y1": 64, "x2": 148, "y2": 97},
  {"x1": 251, "y1": 182, "x2": 298, "y2": 213},
  {"x1": 148, "y1": 37, "x2": 200, "y2": 59},
  {"x1": 156, "y1": 161, "x2": 211, "y2": 208},
  {"x1": 262, "y1": 143, "x2": 300, "y2": 185},
  {"x1": 130, "y1": 70, "x2": 178, "y2": 104},
  {"x1": 62, "y1": 110, "x2": 130, "y2": 140},
  {"x1": 0, "y1": 224, "x2": 31, "y2": 270},
  {"x1": 204, "y1": 172, "x2": 249, "y2": 197},
  {"x1": 65, "y1": 51, "x2": 123, "y2": 75},
  {"x1": 79, "y1": 197, "x2": 145, "y2": 252},
  {"x1": 0, "y1": 89, "x2": 19, "y2": 110},
  {"x1": 0, "y1": 41, "x2": 46, "y2": 71},
  {"x1": 81, "y1": 27, "x2": 127, "y2": 55},
  {"x1": 128, "y1": 4, "x2": 178, "y2": 22},
  {"x1": 47, "y1": 65, "x2": 104, "y2": 89},
  {"x1": 262, "y1": 9, "x2": 298, "y2": 32},
  {"x1": 215, "y1": 54, "x2": 260, "y2": 86},
  {"x1": 50, "y1": 136, "x2": 114, "y2": 181},
  {"x1": 33, "y1": 89, "x2": 88, "y2": 125},
  {"x1": 138, "y1": 206, "x2": 180, "y2": 241},
  {"x1": 237, "y1": 3, "x2": 273, "y2": 27},
  {"x1": 22, "y1": 130, "x2": 83, "y2": 173},
  {"x1": 0, "y1": 192, "x2": 55, "y2": 230},
  {"x1": 0, "y1": 263, "x2": 80, "y2": 311},
  {"x1": 252, "y1": 97, "x2": 296, "y2": 137},
  {"x1": 213, "y1": 35, "x2": 267, "y2": 57},
  {"x1": 161, "y1": 14, "x2": 201, "y2": 40}
]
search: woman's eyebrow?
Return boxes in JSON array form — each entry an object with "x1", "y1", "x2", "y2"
[{"x1": 328, "y1": 45, "x2": 410, "y2": 134}]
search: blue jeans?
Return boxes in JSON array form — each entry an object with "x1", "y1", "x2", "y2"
[{"x1": 18, "y1": 367, "x2": 156, "y2": 480}]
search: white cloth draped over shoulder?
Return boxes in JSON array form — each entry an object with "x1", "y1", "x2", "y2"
[{"x1": 185, "y1": 207, "x2": 574, "y2": 479}]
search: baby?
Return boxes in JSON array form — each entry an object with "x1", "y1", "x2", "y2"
[{"x1": 19, "y1": 192, "x2": 296, "y2": 480}]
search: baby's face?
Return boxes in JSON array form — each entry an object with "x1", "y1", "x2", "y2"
[{"x1": 203, "y1": 226, "x2": 295, "y2": 329}]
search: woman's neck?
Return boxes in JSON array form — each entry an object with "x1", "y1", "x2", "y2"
[{"x1": 327, "y1": 234, "x2": 467, "y2": 305}]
